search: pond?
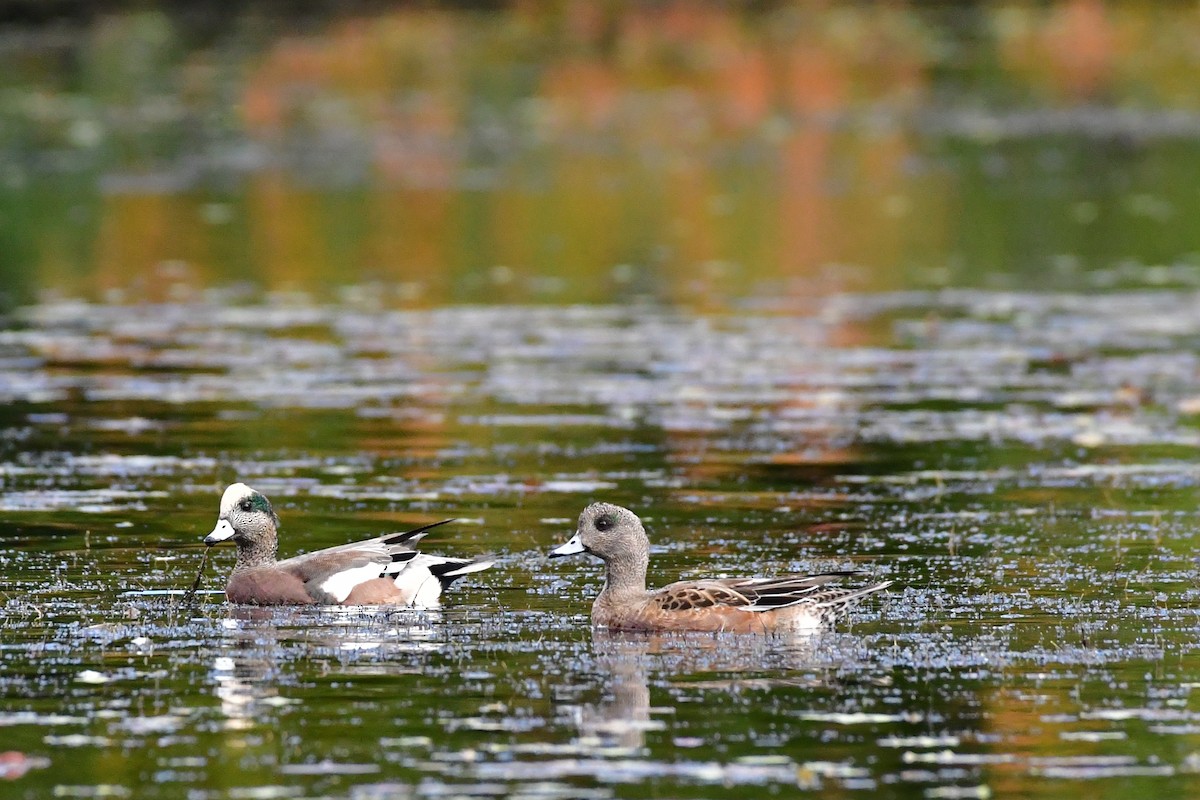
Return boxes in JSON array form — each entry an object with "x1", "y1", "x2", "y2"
[{"x1": 4, "y1": 3, "x2": 1200, "y2": 799}]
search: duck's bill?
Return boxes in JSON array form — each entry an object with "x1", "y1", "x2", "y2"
[
  {"x1": 549, "y1": 534, "x2": 587, "y2": 558},
  {"x1": 204, "y1": 518, "x2": 235, "y2": 546}
]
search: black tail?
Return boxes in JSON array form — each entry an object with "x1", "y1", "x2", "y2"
[
  {"x1": 381, "y1": 518, "x2": 459, "y2": 547},
  {"x1": 427, "y1": 557, "x2": 495, "y2": 588}
]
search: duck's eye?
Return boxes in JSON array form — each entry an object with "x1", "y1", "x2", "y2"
[
  {"x1": 594, "y1": 513, "x2": 615, "y2": 532},
  {"x1": 238, "y1": 498, "x2": 254, "y2": 512}
]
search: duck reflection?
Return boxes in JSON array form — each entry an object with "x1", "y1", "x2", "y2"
[
  {"x1": 209, "y1": 605, "x2": 444, "y2": 729},
  {"x1": 211, "y1": 652, "x2": 272, "y2": 731},
  {"x1": 579, "y1": 630, "x2": 830, "y2": 751},
  {"x1": 210, "y1": 606, "x2": 307, "y2": 731},
  {"x1": 576, "y1": 631, "x2": 658, "y2": 750}
]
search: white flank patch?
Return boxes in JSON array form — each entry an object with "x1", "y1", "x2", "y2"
[
  {"x1": 319, "y1": 564, "x2": 384, "y2": 603},
  {"x1": 409, "y1": 576, "x2": 443, "y2": 608},
  {"x1": 393, "y1": 564, "x2": 442, "y2": 608}
]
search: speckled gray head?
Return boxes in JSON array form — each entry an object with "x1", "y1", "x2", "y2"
[
  {"x1": 549, "y1": 501, "x2": 647, "y2": 560},
  {"x1": 204, "y1": 482, "x2": 280, "y2": 548}
]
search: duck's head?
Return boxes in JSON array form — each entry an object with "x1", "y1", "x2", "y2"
[
  {"x1": 204, "y1": 483, "x2": 280, "y2": 552},
  {"x1": 549, "y1": 502, "x2": 647, "y2": 562}
]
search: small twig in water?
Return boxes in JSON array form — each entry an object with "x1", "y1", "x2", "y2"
[{"x1": 179, "y1": 548, "x2": 211, "y2": 609}]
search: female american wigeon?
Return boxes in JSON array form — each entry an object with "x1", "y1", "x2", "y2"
[
  {"x1": 549, "y1": 502, "x2": 891, "y2": 634},
  {"x1": 203, "y1": 483, "x2": 492, "y2": 606}
]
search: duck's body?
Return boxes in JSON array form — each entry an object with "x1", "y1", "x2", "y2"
[
  {"x1": 550, "y1": 503, "x2": 891, "y2": 634},
  {"x1": 204, "y1": 483, "x2": 491, "y2": 607}
]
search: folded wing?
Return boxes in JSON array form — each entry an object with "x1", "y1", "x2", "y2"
[
  {"x1": 273, "y1": 519, "x2": 491, "y2": 605},
  {"x1": 651, "y1": 571, "x2": 890, "y2": 614}
]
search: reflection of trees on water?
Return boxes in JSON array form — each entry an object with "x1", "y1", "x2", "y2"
[{"x1": 5, "y1": 2, "x2": 1195, "y2": 306}]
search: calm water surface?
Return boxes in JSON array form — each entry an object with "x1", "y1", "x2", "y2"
[{"x1": 3, "y1": 289, "x2": 1200, "y2": 798}]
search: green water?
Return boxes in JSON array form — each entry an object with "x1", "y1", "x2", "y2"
[{"x1": 4, "y1": 4, "x2": 1200, "y2": 799}]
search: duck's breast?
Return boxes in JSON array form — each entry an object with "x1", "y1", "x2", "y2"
[{"x1": 226, "y1": 568, "x2": 317, "y2": 605}]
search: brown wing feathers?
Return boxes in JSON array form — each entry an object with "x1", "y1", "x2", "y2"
[
  {"x1": 655, "y1": 583, "x2": 750, "y2": 611},
  {"x1": 652, "y1": 571, "x2": 887, "y2": 613}
]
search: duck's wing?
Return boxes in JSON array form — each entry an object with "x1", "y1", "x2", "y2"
[
  {"x1": 728, "y1": 572, "x2": 893, "y2": 612},
  {"x1": 275, "y1": 519, "x2": 460, "y2": 603},
  {"x1": 649, "y1": 579, "x2": 755, "y2": 612},
  {"x1": 650, "y1": 571, "x2": 885, "y2": 613}
]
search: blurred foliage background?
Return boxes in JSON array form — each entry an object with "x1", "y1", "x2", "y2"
[{"x1": 2, "y1": 0, "x2": 1199, "y2": 309}]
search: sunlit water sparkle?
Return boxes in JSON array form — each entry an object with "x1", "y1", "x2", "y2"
[{"x1": 3, "y1": 290, "x2": 1200, "y2": 798}]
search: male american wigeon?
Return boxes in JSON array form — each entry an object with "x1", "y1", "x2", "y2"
[
  {"x1": 203, "y1": 483, "x2": 492, "y2": 606},
  {"x1": 549, "y1": 502, "x2": 892, "y2": 634}
]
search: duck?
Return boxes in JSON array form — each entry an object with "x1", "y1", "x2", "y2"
[
  {"x1": 203, "y1": 483, "x2": 492, "y2": 606},
  {"x1": 549, "y1": 502, "x2": 891, "y2": 634}
]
